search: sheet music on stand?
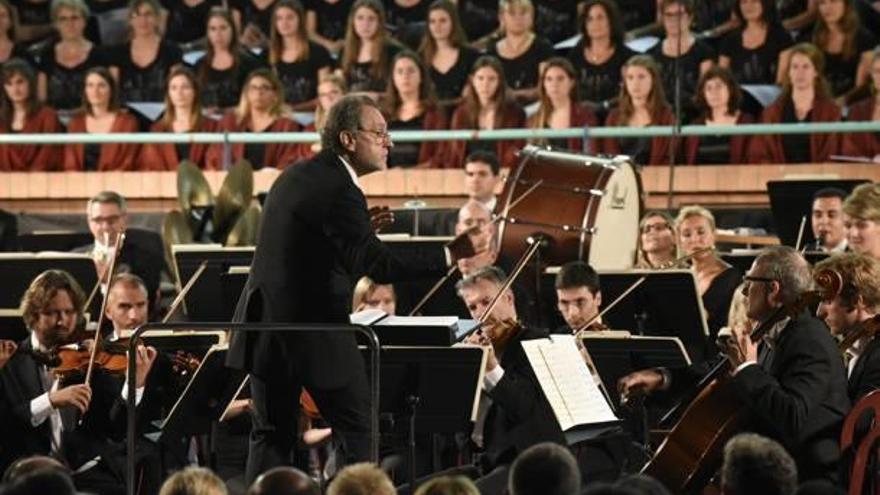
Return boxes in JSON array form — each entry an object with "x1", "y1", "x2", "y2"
[{"x1": 522, "y1": 334, "x2": 618, "y2": 432}]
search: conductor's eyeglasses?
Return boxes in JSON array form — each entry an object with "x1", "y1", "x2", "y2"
[{"x1": 357, "y1": 128, "x2": 391, "y2": 143}]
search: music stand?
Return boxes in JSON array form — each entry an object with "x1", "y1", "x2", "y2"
[
  {"x1": 18, "y1": 231, "x2": 92, "y2": 252},
  {"x1": 0, "y1": 309, "x2": 26, "y2": 343},
  {"x1": 721, "y1": 250, "x2": 830, "y2": 275},
  {"x1": 597, "y1": 270, "x2": 709, "y2": 364},
  {"x1": 171, "y1": 245, "x2": 255, "y2": 321},
  {"x1": 352, "y1": 311, "x2": 481, "y2": 346},
  {"x1": 767, "y1": 179, "x2": 869, "y2": 247},
  {"x1": 159, "y1": 345, "x2": 246, "y2": 441},
  {"x1": 0, "y1": 253, "x2": 98, "y2": 309}
]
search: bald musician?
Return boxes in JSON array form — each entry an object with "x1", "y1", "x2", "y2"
[
  {"x1": 228, "y1": 95, "x2": 486, "y2": 482},
  {"x1": 815, "y1": 253, "x2": 880, "y2": 403},
  {"x1": 620, "y1": 246, "x2": 849, "y2": 484}
]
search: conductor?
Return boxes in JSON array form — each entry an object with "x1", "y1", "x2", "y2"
[{"x1": 227, "y1": 95, "x2": 486, "y2": 482}]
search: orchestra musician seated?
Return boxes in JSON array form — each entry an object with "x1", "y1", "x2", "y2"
[
  {"x1": 455, "y1": 200, "x2": 499, "y2": 277},
  {"x1": 634, "y1": 211, "x2": 678, "y2": 269},
  {"x1": 457, "y1": 266, "x2": 566, "y2": 491},
  {"x1": 619, "y1": 246, "x2": 850, "y2": 485},
  {"x1": 0, "y1": 270, "x2": 157, "y2": 494},
  {"x1": 463, "y1": 150, "x2": 502, "y2": 214},
  {"x1": 351, "y1": 277, "x2": 396, "y2": 315},
  {"x1": 842, "y1": 183, "x2": 880, "y2": 261},
  {"x1": 553, "y1": 261, "x2": 602, "y2": 334},
  {"x1": 814, "y1": 253, "x2": 880, "y2": 404},
  {"x1": 810, "y1": 187, "x2": 848, "y2": 253}
]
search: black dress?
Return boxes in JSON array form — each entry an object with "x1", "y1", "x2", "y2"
[
  {"x1": 196, "y1": 50, "x2": 265, "y2": 109},
  {"x1": 617, "y1": 0, "x2": 656, "y2": 32},
  {"x1": 428, "y1": 46, "x2": 479, "y2": 102},
  {"x1": 384, "y1": 0, "x2": 429, "y2": 50},
  {"x1": 781, "y1": 99, "x2": 812, "y2": 164},
  {"x1": 649, "y1": 39, "x2": 715, "y2": 114},
  {"x1": 797, "y1": 28, "x2": 877, "y2": 97},
  {"x1": 487, "y1": 36, "x2": 555, "y2": 90},
  {"x1": 161, "y1": 0, "x2": 222, "y2": 44},
  {"x1": 567, "y1": 42, "x2": 636, "y2": 105},
  {"x1": 387, "y1": 114, "x2": 424, "y2": 167},
  {"x1": 343, "y1": 41, "x2": 402, "y2": 93},
  {"x1": 36, "y1": 43, "x2": 106, "y2": 110},
  {"x1": 701, "y1": 265, "x2": 741, "y2": 347},
  {"x1": 458, "y1": 0, "x2": 498, "y2": 42},
  {"x1": 108, "y1": 40, "x2": 183, "y2": 102},
  {"x1": 304, "y1": 0, "x2": 354, "y2": 43},
  {"x1": 234, "y1": 0, "x2": 277, "y2": 40},
  {"x1": 694, "y1": 134, "x2": 731, "y2": 164},
  {"x1": 533, "y1": 0, "x2": 579, "y2": 44},
  {"x1": 719, "y1": 24, "x2": 793, "y2": 85},
  {"x1": 264, "y1": 41, "x2": 334, "y2": 105}
]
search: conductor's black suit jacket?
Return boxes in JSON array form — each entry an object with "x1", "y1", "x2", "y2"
[{"x1": 227, "y1": 151, "x2": 448, "y2": 389}]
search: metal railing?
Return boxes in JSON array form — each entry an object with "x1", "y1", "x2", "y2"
[{"x1": 124, "y1": 322, "x2": 381, "y2": 495}]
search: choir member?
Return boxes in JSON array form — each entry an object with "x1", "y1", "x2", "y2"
[
  {"x1": 0, "y1": 0, "x2": 32, "y2": 64},
  {"x1": 485, "y1": 0, "x2": 554, "y2": 102},
  {"x1": 418, "y1": 0, "x2": 478, "y2": 108},
  {"x1": 304, "y1": 0, "x2": 352, "y2": 55},
  {"x1": 300, "y1": 72, "x2": 346, "y2": 158},
  {"x1": 718, "y1": 0, "x2": 794, "y2": 85},
  {"x1": 339, "y1": 0, "x2": 402, "y2": 97},
  {"x1": 528, "y1": 57, "x2": 598, "y2": 153},
  {"x1": 238, "y1": 0, "x2": 277, "y2": 50},
  {"x1": 842, "y1": 49, "x2": 880, "y2": 162},
  {"x1": 843, "y1": 182, "x2": 880, "y2": 260},
  {"x1": 685, "y1": 66, "x2": 753, "y2": 164},
  {"x1": 161, "y1": 0, "x2": 221, "y2": 47},
  {"x1": 0, "y1": 58, "x2": 63, "y2": 171},
  {"x1": 352, "y1": 276, "x2": 396, "y2": 314}
]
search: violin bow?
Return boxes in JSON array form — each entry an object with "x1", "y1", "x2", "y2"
[
  {"x1": 478, "y1": 238, "x2": 543, "y2": 325},
  {"x1": 162, "y1": 260, "x2": 209, "y2": 324},
  {"x1": 794, "y1": 215, "x2": 807, "y2": 252},
  {"x1": 407, "y1": 180, "x2": 543, "y2": 317},
  {"x1": 83, "y1": 232, "x2": 126, "y2": 387}
]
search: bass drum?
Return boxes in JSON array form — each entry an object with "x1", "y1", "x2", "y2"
[{"x1": 497, "y1": 145, "x2": 643, "y2": 268}]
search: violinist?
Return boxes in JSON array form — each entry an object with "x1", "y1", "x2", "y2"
[
  {"x1": 814, "y1": 253, "x2": 880, "y2": 403},
  {"x1": 457, "y1": 266, "x2": 565, "y2": 483},
  {"x1": 0, "y1": 270, "x2": 157, "y2": 492},
  {"x1": 553, "y1": 260, "x2": 602, "y2": 334},
  {"x1": 619, "y1": 246, "x2": 849, "y2": 484}
]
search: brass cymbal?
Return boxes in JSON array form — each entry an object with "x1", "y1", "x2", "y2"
[
  {"x1": 162, "y1": 210, "x2": 194, "y2": 282},
  {"x1": 214, "y1": 159, "x2": 254, "y2": 238},
  {"x1": 177, "y1": 160, "x2": 214, "y2": 213},
  {"x1": 225, "y1": 204, "x2": 261, "y2": 247}
]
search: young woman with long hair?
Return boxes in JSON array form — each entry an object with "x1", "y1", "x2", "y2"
[
  {"x1": 749, "y1": 43, "x2": 842, "y2": 163},
  {"x1": 63, "y1": 66, "x2": 140, "y2": 170},
  {"x1": 447, "y1": 55, "x2": 525, "y2": 169},
  {"x1": 339, "y1": 0, "x2": 402, "y2": 97},
  {"x1": 208, "y1": 68, "x2": 303, "y2": 169},
  {"x1": 300, "y1": 72, "x2": 346, "y2": 158},
  {"x1": 140, "y1": 65, "x2": 219, "y2": 170},
  {"x1": 383, "y1": 50, "x2": 447, "y2": 168},
  {"x1": 718, "y1": 0, "x2": 793, "y2": 85},
  {"x1": 685, "y1": 66, "x2": 753, "y2": 164},
  {"x1": 599, "y1": 55, "x2": 675, "y2": 165},
  {"x1": 417, "y1": 0, "x2": 478, "y2": 107},
  {"x1": 265, "y1": 0, "x2": 333, "y2": 110},
  {"x1": 0, "y1": 58, "x2": 63, "y2": 170},
  {"x1": 0, "y1": 0, "x2": 30, "y2": 64},
  {"x1": 485, "y1": 0, "x2": 554, "y2": 102},
  {"x1": 528, "y1": 57, "x2": 597, "y2": 153}
]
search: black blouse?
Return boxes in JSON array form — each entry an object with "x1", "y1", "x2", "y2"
[
  {"x1": 781, "y1": 98, "x2": 812, "y2": 164},
  {"x1": 108, "y1": 40, "x2": 183, "y2": 102},
  {"x1": 161, "y1": 0, "x2": 221, "y2": 44},
  {"x1": 305, "y1": 0, "x2": 354, "y2": 42},
  {"x1": 534, "y1": 0, "x2": 579, "y2": 44},
  {"x1": 719, "y1": 24, "x2": 793, "y2": 85},
  {"x1": 428, "y1": 46, "x2": 479, "y2": 102},
  {"x1": 567, "y1": 42, "x2": 636, "y2": 105},
  {"x1": 695, "y1": 134, "x2": 731, "y2": 164},
  {"x1": 196, "y1": 50, "x2": 265, "y2": 109},
  {"x1": 458, "y1": 0, "x2": 498, "y2": 42},
  {"x1": 37, "y1": 43, "x2": 106, "y2": 110},
  {"x1": 264, "y1": 41, "x2": 334, "y2": 104},
  {"x1": 797, "y1": 28, "x2": 877, "y2": 97},
  {"x1": 387, "y1": 114, "x2": 424, "y2": 167},
  {"x1": 487, "y1": 36, "x2": 555, "y2": 90},
  {"x1": 693, "y1": 0, "x2": 736, "y2": 33},
  {"x1": 702, "y1": 266, "x2": 741, "y2": 349},
  {"x1": 343, "y1": 41, "x2": 402, "y2": 93},
  {"x1": 385, "y1": 0, "x2": 429, "y2": 49},
  {"x1": 649, "y1": 39, "x2": 715, "y2": 108},
  {"x1": 234, "y1": 0, "x2": 277, "y2": 39},
  {"x1": 617, "y1": 0, "x2": 656, "y2": 31}
]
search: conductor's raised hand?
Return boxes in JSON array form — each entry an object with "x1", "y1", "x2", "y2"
[
  {"x1": 0, "y1": 340, "x2": 17, "y2": 369},
  {"x1": 446, "y1": 225, "x2": 491, "y2": 261},
  {"x1": 369, "y1": 205, "x2": 395, "y2": 233}
]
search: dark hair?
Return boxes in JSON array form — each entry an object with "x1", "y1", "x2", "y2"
[
  {"x1": 384, "y1": 50, "x2": 437, "y2": 119},
  {"x1": 1, "y1": 468, "x2": 77, "y2": 495},
  {"x1": 812, "y1": 186, "x2": 848, "y2": 202},
  {"x1": 721, "y1": 433, "x2": 797, "y2": 495},
  {"x1": 460, "y1": 55, "x2": 509, "y2": 128},
  {"x1": 199, "y1": 8, "x2": 241, "y2": 87},
  {"x1": 161, "y1": 64, "x2": 203, "y2": 130},
  {"x1": 464, "y1": 150, "x2": 500, "y2": 175},
  {"x1": 82, "y1": 66, "x2": 120, "y2": 115},
  {"x1": 268, "y1": 0, "x2": 310, "y2": 66},
  {"x1": 0, "y1": 58, "x2": 39, "y2": 127},
  {"x1": 418, "y1": 0, "x2": 469, "y2": 62},
  {"x1": 0, "y1": 0, "x2": 19, "y2": 40},
  {"x1": 578, "y1": 0, "x2": 625, "y2": 49},
  {"x1": 320, "y1": 94, "x2": 382, "y2": 156},
  {"x1": 732, "y1": 0, "x2": 779, "y2": 25},
  {"x1": 509, "y1": 442, "x2": 581, "y2": 495},
  {"x1": 661, "y1": 0, "x2": 694, "y2": 15},
  {"x1": 555, "y1": 261, "x2": 600, "y2": 295},
  {"x1": 614, "y1": 475, "x2": 671, "y2": 495},
  {"x1": 693, "y1": 66, "x2": 742, "y2": 119}
]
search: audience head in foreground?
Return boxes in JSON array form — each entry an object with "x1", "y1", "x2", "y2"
[
  {"x1": 246, "y1": 466, "x2": 319, "y2": 495},
  {"x1": 413, "y1": 475, "x2": 479, "y2": 495},
  {"x1": 721, "y1": 433, "x2": 797, "y2": 495},
  {"x1": 327, "y1": 463, "x2": 395, "y2": 495},
  {"x1": 508, "y1": 442, "x2": 581, "y2": 495},
  {"x1": 158, "y1": 466, "x2": 228, "y2": 495}
]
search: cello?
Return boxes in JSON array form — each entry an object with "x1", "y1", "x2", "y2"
[{"x1": 639, "y1": 269, "x2": 841, "y2": 493}]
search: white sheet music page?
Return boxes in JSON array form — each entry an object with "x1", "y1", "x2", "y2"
[{"x1": 522, "y1": 335, "x2": 618, "y2": 431}]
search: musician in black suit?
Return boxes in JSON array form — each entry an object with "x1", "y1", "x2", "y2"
[
  {"x1": 226, "y1": 95, "x2": 485, "y2": 483},
  {"x1": 553, "y1": 261, "x2": 603, "y2": 334},
  {"x1": 0, "y1": 270, "x2": 156, "y2": 494},
  {"x1": 814, "y1": 253, "x2": 880, "y2": 404},
  {"x1": 621, "y1": 246, "x2": 850, "y2": 483},
  {"x1": 458, "y1": 266, "x2": 566, "y2": 491}
]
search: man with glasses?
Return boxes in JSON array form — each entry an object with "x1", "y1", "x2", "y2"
[
  {"x1": 619, "y1": 246, "x2": 849, "y2": 484},
  {"x1": 73, "y1": 190, "x2": 165, "y2": 316},
  {"x1": 228, "y1": 95, "x2": 488, "y2": 483}
]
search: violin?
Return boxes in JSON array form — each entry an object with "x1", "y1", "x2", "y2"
[{"x1": 839, "y1": 315, "x2": 880, "y2": 353}]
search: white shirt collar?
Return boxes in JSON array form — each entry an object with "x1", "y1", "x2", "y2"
[
  {"x1": 30, "y1": 332, "x2": 48, "y2": 353},
  {"x1": 338, "y1": 155, "x2": 360, "y2": 189},
  {"x1": 830, "y1": 238, "x2": 848, "y2": 253},
  {"x1": 483, "y1": 196, "x2": 497, "y2": 213}
]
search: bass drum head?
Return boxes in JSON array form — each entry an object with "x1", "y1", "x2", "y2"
[{"x1": 587, "y1": 161, "x2": 641, "y2": 269}]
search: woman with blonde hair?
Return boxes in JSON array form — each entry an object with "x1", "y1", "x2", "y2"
[
  {"x1": 634, "y1": 210, "x2": 677, "y2": 269},
  {"x1": 159, "y1": 466, "x2": 227, "y2": 495},
  {"x1": 141, "y1": 65, "x2": 219, "y2": 170},
  {"x1": 266, "y1": 0, "x2": 334, "y2": 110},
  {"x1": 528, "y1": 56, "x2": 597, "y2": 153},
  {"x1": 352, "y1": 276, "x2": 396, "y2": 315},
  {"x1": 208, "y1": 68, "x2": 303, "y2": 169},
  {"x1": 749, "y1": 43, "x2": 842, "y2": 163},
  {"x1": 300, "y1": 72, "x2": 347, "y2": 158},
  {"x1": 599, "y1": 55, "x2": 675, "y2": 165},
  {"x1": 339, "y1": 0, "x2": 402, "y2": 97},
  {"x1": 106, "y1": 0, "x2": 183, "y2": 103},
  {"x1": 63, "y1": 66, "x2": 140, "y2": 170},
  {"x1": 675, "y1": 205, "x2": 741, "y2": 342}
]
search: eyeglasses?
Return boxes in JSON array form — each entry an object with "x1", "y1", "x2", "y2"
[
  {"x1": 641, "y1": 222, "x2": 670, "y2": 234},
  {"x1": 89, "y1": 214, "x2": 122, "y2": 225},
  {"x1": 357, "y1": 127, "x2": 391, "y2": 143},
  {"x1": 743, "y1": 275, "x2": 776, "y2": 284}
]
